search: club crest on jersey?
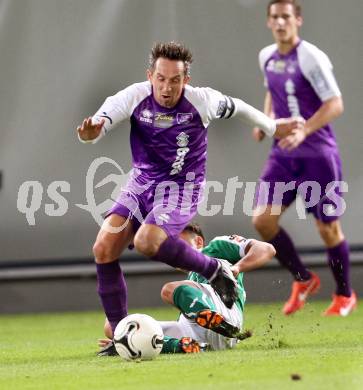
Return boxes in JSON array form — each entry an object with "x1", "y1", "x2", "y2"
[
  {"x1": 266, "y1": 59, "x2": 286, "y2": 74},
  {"x1": 140, "y1": 109, "x2": 153, "y2": 124},
  {"x1": 286, "y1": 60, "x2": 296, "y2": 74},
  {"x1": 176, "y1": 113, "x2": 193, "y2": 125},
  {"x1": 154, "y1": 112, "x2": 174, "y2": 128},
  {"x1": 176, "y1": 132, "x2": 189, "y2": 147}
]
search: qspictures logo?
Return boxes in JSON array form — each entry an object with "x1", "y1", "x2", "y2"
[{"x1": 16, "y1": 157, "x2": 348, "y2": 233}]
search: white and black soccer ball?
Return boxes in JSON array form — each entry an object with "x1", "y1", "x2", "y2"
[{"x1": 113, "y1": 313, "x2": 164, "y2": 361}]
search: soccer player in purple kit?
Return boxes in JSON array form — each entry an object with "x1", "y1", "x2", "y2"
[
  {"x1": 77, "y1": 41, "x2": 303, "y2": 337},
  {"x1": 252, "y1": 0, "x2": 357, "y2": 316}
]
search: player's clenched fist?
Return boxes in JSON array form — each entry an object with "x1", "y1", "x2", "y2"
[
  {"x1": 274, "y1": 116, "x2": 305, "y2": 140},
  {"x1": 77, "y1": 117, "x2": 105, "y2": 142},
  {"x1": 252, "y1": 127, "x2": 266, "y2": 142}
]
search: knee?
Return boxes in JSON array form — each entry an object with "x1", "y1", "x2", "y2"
[
  {"x1": 160, "y1": 282, "x2": 176, "y2": 305},
  {"x1": 134, "y1": 227, "x2": 165, "y2": 257},
  {"x1": 93, "y1": 240, "x2": 114, "y2": 263},
  {"x1": 252, "y1": 215, "x2": 277, "y2": 240},
  {"x1": 316, "y1": 220, "x2": 344, "y2": 247}
]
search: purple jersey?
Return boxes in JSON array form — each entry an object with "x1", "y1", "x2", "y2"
[
  {"x1": 91, "y1": 82, "x2": 235, "y2": 186},
  {"x1": 259, "y1": 40, "x2": 341, "y2": 158}
]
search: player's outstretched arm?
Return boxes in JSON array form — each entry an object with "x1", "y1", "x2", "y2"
[
  {"x1": 77, "y1": 116, "x2": 105, "y2": 143},
  {"x1": 252, "y1": 91, "x2": 274, "y2": 142},
  {"x1": 231, "y1": 239, "x2": 275, "y2": 275}
]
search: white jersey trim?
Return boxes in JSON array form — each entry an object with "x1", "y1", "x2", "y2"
[
  {"x1": 184, "y1": 85, "x2": 235, "y2": 128},
  {"x1": 259, "y1": 44, "x2": 277, "y2": 87},
  {"x1": 297, "y1": 41, "x2": 341, "y2": 102},
  {"x1": 85, "y1": 81, "x2": 152, "y2": 144},
  {"x1": 210, "y1": 235, "x2": 253, "y2": 258}
]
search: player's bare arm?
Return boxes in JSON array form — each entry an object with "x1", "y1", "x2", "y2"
[
  {"x1": 253, "y1": 91, "x2": 274, "y2": 142},
  {"x1": 231, "y1": 240, "x2": 276, "y2": 275},
  {"x1": 77, "y1": 116, "x2": 105, "y2": 142},
  {"x1": 278, "y1": 96, "x2": 344, "y2": 151}
]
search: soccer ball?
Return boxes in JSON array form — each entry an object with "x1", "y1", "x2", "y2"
[{"x1": 113, "y1": 313, "x2": 164, "y2": 361}]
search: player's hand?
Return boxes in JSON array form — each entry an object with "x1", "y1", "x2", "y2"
[
  {"x1": 274, "y1": 117, "x2": 305, "y2": 139},
  {"x1": 77, "y1": 117, "x2": 105, "y2": 141},
  {"x1": 252, "y1": 127, "x2": 266, "y2": 142},
  {"x1": 230, "y1": 265, "x2": 239, "y2": 278},
  {"x1": 98, "y1": 338, "x2": 112, "y2": 348},
  {"x1": 278, "y1": 127, "x2": 307, "y2": 151}
]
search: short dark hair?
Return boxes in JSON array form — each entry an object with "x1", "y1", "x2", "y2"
[
  {"x1": 267, "y1": 0, "x2": 301, "y2": 17},
  {"x1": 149, "y1": 41, "x2": 193, "y2": 76},
  {"x1": 183, "y1": 222, "x2": 205, "y2": 241}
]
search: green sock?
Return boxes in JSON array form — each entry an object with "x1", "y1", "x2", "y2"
[
  {"x1": 173, "y1": 285, "x2": 216, "y2": 319},
  {"x1": 161, "y1": 336, "x2": 182, "y2": 354}
]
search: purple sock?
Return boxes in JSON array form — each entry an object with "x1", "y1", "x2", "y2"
[
  {"x1": 327, "y1": 240, "x2": 351, "y2": 297},
  {"x1": 269, "y1": 228, "x2": 311, "y2": 281},
  {"x1": 152, "y1": 236, "x2": 219, "y2": 279},
  {"x1": 96, "y1": 261, "x2": 128, "y2": 334}
]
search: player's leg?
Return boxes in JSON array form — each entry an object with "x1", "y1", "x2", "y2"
[
  {"x1": 253, "y1": 157, "x2": 320, "y2": 314},
  {"x1": 161, "y1": 280, "x2": 217, "y2": 317},
  {"x1": 315, "y1": 219, "x2": 357, "y2": 316},
  {"x1": 159, "y1": 321, "x2": 209, "y2": 353},
  {"x1": 93, "y1": 214, "x2": 135, "y2": 334},
  {"x1": 309, "y1": 152, "x2": 356, "y2": 316},
  {"x1": 161, "y1": 280, "x2": 241, "y2": 339},
  {"x1": 253, "y1": 205, "x2": 313, "y2": 282},
  {"x1": 134, "y1": 205, "x2": 238, "y2": 308}
]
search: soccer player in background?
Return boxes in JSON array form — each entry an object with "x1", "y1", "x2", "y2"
[
  {"x1": 98, "y1": 222, "x2": 275, "y2": 354},
  {"x1": 252, "y1": 0, "x2": 357, "y2": 316},
  {"x1": 76, "y1": 41, "x2": 303, "y2": 335}
]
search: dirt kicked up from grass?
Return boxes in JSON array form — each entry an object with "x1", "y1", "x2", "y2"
[{"x1": 0, "y1": 301, "x2": 362, "y2": 390}]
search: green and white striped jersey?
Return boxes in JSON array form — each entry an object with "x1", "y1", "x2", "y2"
[{"x1": 187, "y1": 235, "x2": 251, "y2": 312}]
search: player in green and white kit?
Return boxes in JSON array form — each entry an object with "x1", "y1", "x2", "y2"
[
  {"x1": 160, "y1": 223, "x2": 275, "y2": 352},
  {"x1": 98, "y1": 222, "x2": 275, "y2": 355}
]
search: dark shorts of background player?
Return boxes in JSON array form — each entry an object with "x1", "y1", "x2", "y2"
[
  {"x1": 104, "y1": 180, "x2": 202, "y2": 237},
  {"x1": 255, "y1": 152, "x2": 344, "y2": 223}
]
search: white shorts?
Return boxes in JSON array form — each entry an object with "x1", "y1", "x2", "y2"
[{"x1": 159, "y1": 283, "x2": 243, "y2": 351}]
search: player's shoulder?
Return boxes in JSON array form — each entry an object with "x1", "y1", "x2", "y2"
[
  {"x1": 121, "y1": 81, "x2": 152, "y2": 97},
  {"x1": 210, "y1": 235, "x2": 248, "y2": 246},
  {"x1": 297, "y1": 40, "x2": 332, "y2": 68},
  {"x1": 259, "y1": 43, "x2": 278, "y2": 69},
  {"x1": 184, "y1": 84, "x2": 222, "y2": 102}
]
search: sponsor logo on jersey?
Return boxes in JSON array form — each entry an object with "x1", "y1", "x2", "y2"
[
  {"x1": 228, "y1": 234, "x2": 246, "y2": 244},
  {"x1": 309, "y1": 66, "x2": 330, "y2": 96},
  {"x1": 157, "y1": 213, "x2": 170, "y2": 223},
  {"x1": 170, "y1": 132, "x2": 190, "y2": 175},
  {"x1": 176, "y1": 132, "x2": 189, "y2": 147},
  {"x1": 154, "y1": 112, "x2": 174, "y2": 128},
  {"x1": 266, "y1": 59, "x2": 286, "y2": 74},
  {"x1": 285, "y1": 79, "x2": 301, "y2": 117},
  {"x1": 139, "y1": 109, "x2": 153, "y2": 124},
  {"x1": 176, "y1": 112, "x2": 193, "y2": 125}
]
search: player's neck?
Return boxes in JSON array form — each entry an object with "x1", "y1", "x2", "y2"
[{"x1": 276, "y1": 36, "x2": 300, "y2": 55}]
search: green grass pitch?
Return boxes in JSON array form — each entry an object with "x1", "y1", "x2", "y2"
[{"x1": 1, "y1": 301, "x2": 362, "y2": 390}]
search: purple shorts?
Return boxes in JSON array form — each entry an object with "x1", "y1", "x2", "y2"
[
  {"x1": 255, "y1": 152, "x2": 346, "y2": 223},
  {"x1": 106, "y1": 177, "x2": 203, "y2": 237}
]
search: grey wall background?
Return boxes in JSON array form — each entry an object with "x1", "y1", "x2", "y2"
[{"x1": 0, "y1": 0, "x2": 362, "y2": 262}]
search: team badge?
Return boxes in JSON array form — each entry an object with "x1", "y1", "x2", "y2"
[
  {"x1": 176, "y1": 132, "x2": 189, "y2": 147},
  {"x1": 176, "y1": 113, "x2": 193, "y2": 124}
]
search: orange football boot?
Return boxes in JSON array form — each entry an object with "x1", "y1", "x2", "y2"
[
  {"x1": 323, "y1": 291, "x2": 357, "y2": 316},
  {"x1": 283, "y1": 272, "x2": 321, "y2": 315}
]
